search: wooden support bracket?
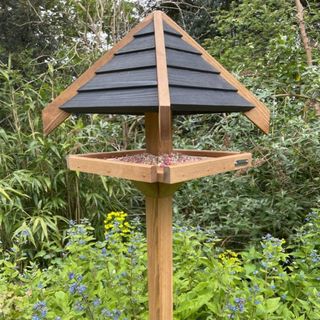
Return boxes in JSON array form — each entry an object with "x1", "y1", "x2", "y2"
[{"x1": 133, "y1": 181, "x2": 182, "y2": 198}]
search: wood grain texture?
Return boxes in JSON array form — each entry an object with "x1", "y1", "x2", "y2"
[
  {"x1": 161, "y1": 12, "x2": 270, "y2": 133},
  {"x1": 145, "y1": 112, "x2": 173, "y2": 155},
  {"x1": 67, "y1": 154, "x2": 158, "y2": 182},
  {"x1": 145, "y1": 16, "x2": 175, "y2": 318},
  {"x1": 71, "y1": 150, "x2": 145, "y2": 159},
  {"x1": 133, "y1": 182, "x2": 182, "y2": 198},
  {"x1": 145, "y1": 112, "x2": 160, "y2": 155},
  {"x1": 174, "y1": 149, "x2": 241, "y2": 157},
  {"x1": 154, "y1": 11, "x2": 172, "y2": 154},
  {"x1": 160, "y1": 152, "x2": 252, "y2": 184},
  {"x1": 146, "y1": 193, "x2": 173, "y2": 320},
  {"x1": 42, "y1": 12, "x2": 155, "y2": 135}
]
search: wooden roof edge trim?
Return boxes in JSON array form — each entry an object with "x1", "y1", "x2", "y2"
[
  {"x1": 42, "y1": 12, "x2": 155, "y2": 136},
  {"x1": 154, "y1": 11, "x2": 172, "y2": 151},
  {"x1": 161, "y1": 12, "x2": 270, "y2": 134},
  {"x1": 154, "y1": 12, "x2": 170, "y2": 107}
]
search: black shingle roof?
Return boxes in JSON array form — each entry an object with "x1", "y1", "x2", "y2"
[{"x1": 60, "y1": 21, "x2": 254, "y2": 115}]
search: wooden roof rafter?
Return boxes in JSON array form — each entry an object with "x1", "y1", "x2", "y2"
[{"x1": 154, "y1": 11, "x2": 172, "y2": 153}]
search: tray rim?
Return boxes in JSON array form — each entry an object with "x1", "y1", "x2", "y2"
[{"x1": 67, "y1": 149, "x2": 252, "y2": 183}]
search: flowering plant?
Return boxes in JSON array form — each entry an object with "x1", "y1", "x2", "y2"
[
  {"x1": 104, "y1": 211, "x2": 132, "y2": 237},
  {"x1": 0, "y1": 210, "x2": 320, "y2": 319}
]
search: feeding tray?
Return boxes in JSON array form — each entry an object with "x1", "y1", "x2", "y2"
[{"x1": 67, "y1": 149, "x2": 252, "y2": 184}]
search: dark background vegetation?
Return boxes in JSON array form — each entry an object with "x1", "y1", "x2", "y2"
[{"x1": 0, "y1": 0, "x2": 319, "y2": 259}]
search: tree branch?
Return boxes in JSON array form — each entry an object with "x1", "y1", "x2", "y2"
[{"x1": 295, "y1": 0, "x2": 313, "y2": 66}]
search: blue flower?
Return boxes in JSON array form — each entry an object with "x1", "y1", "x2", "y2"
[
  {"x1": 227, "y1": 304, "x2": 237, "y2": 312},
  {"x1": 68, "y1": 272, "x2": 75, "y2": 280},
  {"x1": 101, "y1": 308, "x2": 121, "y2": 319},
  {"x1": 250, "y1": 285, "x2": 260, "y2": 293},
  {"x1": 93, "y1": 298, "x2": 101, "y2": 307},
  {"x1": 69, "y1": 283, "x2": 78, "y2": 294},
  {"x1": 234, "y1": 297, "x2": 245, "y2": 312},
  {"x1": 40, "y1": 309, "x2": 47, "y2": 317},
  {"x1": 21, "y1": 229, "x2": 30, "y2": 236},
  {"x1": 32, "y1": 301, "x2": 47, "y2": 319},
  {"x1": 263, "y1": 233, "x2": 272, "y2": 240},
  {"x1": 33, "y1": 301, "x2": 46, "y2": 311},
  {"x1": 113, "y1": 309, "x2": 121, "y2": 320},
  {"x1": 69, "y1": 219, "x2": 76, "y2": 226},
  {"x1": 266, "y1": 252, "x2": 273, "y2": 259},
  {"x1": 310, "y1": 250, "x2": 320, "y2": 263},
  {"x1": 74, "y1": 301, "x2": 84, "y2": 312},
  {"x1": 127, "y1": 245, "x2": 136, "y2": 254},
  {"x1": 76, "y1": 226, "x2": 86, "y2": 235},
  {"x1": 102, "y1": 308, "x2": 112, "y2": 316},
  {"x1": 77, "y1": 284, "x2": 87, "y2": 294}
]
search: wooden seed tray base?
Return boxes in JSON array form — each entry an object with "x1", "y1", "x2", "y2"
[{"x1": 67, "y1": 149, "x2": 252, "y2": 184}]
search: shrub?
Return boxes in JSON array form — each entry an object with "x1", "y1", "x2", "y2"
[{"x1": 1, "y1": 209, "x2": 320, "y2": 319}]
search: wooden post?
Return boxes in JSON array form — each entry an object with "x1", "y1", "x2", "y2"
[
  {"x1": 143, "y1": 108, "x2": 174, "y2": 319},
  {"x1": 146, "y1": 191, "x2": 173, "y2": 320},
  {"x1": 143, "y1": 11, "x2": 174, "y2": 320},
  {"x1": 133, "y1": 181, "x2": 181, "y2": 320}
]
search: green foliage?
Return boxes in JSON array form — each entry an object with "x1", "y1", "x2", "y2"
[
  {"x1": 173, "y1": 109, "x2": 320, "y2": 243},
  {"x1": 0, "y1": 0, "x2": 319, "y2": 258},
  {"x1": 171, "y1": 0, "x2": 320, "y2": 244},
  {"x1": 0, "y1": 0, "x2": 142, "y2": 71},
  {"x1": 0, "y1": 56, "x2": 144, "y2": 259},
  {"x1": 1, "y1": 210, "x2": 320, "y2": 319},
  {"x1": 150, "y1": 0, "x2": 233, "y2": 41}
]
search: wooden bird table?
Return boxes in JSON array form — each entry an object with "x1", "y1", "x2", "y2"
[
  {"x1": 41, "y1": 10, "x2": 269, "y2": 320},
  {"x1": 67, "y1": 112, "x2": 252, "y2": 320}
]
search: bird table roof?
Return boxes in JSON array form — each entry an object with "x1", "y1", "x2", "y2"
[{"x1": 42, "y1": 11, "x2": 270, "y2": 135}]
